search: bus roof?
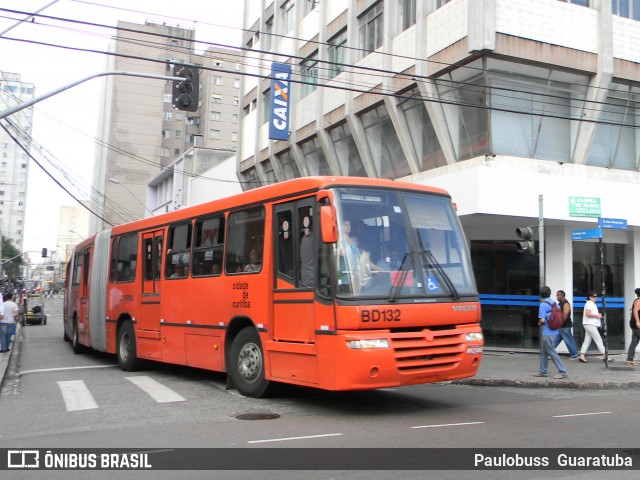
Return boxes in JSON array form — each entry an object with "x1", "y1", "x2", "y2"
[{"x1": 76, "y1": 176, "x2": 450, "y2": 246}]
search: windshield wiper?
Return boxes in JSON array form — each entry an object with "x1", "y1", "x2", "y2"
[
  {"x1": 416, "y1": 231, "x2": 460, "y2": 300},
  {"x1": 388, "y1": 252, "x2": 412, "y2": 303}
]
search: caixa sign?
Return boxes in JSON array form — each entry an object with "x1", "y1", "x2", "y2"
[{"x1": 269, "y1": 63, "x2": 291, "y2": 141}]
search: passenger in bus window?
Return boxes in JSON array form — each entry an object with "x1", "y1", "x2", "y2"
[
  {"x1": 300, "y1": 224, "x2": 314, "y2": 287},
  {"x1": 170, "y1": 263, "x2": 186, "y2": 278},
  {"x1": 244, "y1": 248, "x2": 262, "y2": 273}
]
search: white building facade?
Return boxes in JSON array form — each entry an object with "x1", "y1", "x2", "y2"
[{"x1": 239, "y1": 0, "x2": 640, "y2": 353}]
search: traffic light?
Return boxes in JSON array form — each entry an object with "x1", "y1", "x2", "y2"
[
  {"x1": 171, "y1": 64, "x2": 199, "y2": 112},
  {"x1": 41, "y1": 248, "x2": 48, "y2": 258},
  {"x1": 515, "y1": 227, "x2": 535, "y2": 254}
]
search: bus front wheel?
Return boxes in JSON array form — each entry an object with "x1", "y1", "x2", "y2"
[
  {"x1": 117, "y1": 321, "x2": 141, "y2": 372},
  {"x1": 230, "y1": 328, "x2": 271, "y2": 398}
]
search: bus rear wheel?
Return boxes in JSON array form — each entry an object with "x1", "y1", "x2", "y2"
[
  {"x1": 230, "y1": 328, "x2": 271, "y2": 398},
  {"x1": 117, "y1": 321, "x2": 141, "y2": 371},
  {"x1": 71, "y1": 319, "x2": 84, "y2": 354}
]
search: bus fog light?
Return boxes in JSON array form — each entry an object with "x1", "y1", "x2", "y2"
[
  {"x1": 347, "y1": 339, "x2": 390, "y2": 349},
  {"x1": 466, "y1": 332, "x2": 483, "y2": 343}
]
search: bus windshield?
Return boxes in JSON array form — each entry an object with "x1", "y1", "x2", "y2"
[{"x1": 332, "y1": 187, "x2": 477, "y2": 300}]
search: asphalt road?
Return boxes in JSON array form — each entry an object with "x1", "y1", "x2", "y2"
[{"x1": 1, "y1": 298, "x2": 639, "y2": 480}]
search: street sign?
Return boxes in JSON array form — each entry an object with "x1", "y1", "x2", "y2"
[
  {"x1": 572, "y1": 228, "x2": 602, "y2": 241},
  {"x1": 598, "y1": 217, "x2": 627, "y2": 230},
  {"x1": 569, "y1": 196, "x2": 601, "y2": 218}
]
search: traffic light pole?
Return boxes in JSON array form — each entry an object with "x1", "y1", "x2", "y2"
[
  {"x1": 539, "y1": 194, "x2": 545, "y2": 291},
  {"x1": 0, "y1": 71, "x2": 183, "y2": 120}
]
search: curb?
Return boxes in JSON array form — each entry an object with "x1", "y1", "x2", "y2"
[
  {"x1": 0, "y1": 323, "x2": 20, "y2": 390},
  {"x1": 454, "y1": 377, "x2": 640, "y2": 390}
]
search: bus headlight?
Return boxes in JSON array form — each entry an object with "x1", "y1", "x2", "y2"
[
  {"x1": 466, "y1": 332, "x2": 483, "y2": 343},
  {"x1": 347, "y1": 339, "x2": 390, "y2": 349}
]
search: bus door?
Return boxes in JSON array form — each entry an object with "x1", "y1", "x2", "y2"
[
  {"x1": 273, "y1": 199, "x2": 317, "y2": 344},
  {"x1": 140, "y1": 230, "x2": 163, "y2": 333},
  {"x1": 79, "y1": 247, "x2": 92, "y2": 344}
]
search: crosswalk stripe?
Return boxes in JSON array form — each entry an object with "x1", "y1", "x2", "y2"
[
  {"x1": 125, "y1": 376, "x2": 186, "y2": 403},
  {"x1": 57, "y1": 380, "x2": 99, "y2": 411}
]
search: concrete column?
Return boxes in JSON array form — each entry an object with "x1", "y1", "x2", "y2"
[{"x1": 468, "y1": 0, "x2": 496, "y2": 53}]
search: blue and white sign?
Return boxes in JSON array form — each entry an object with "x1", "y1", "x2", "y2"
[
  {"x1": 598, "y1": 217, "x2": 627, "y2": 230},
  {"x1": 426, "y1": 277, "x2": 441, "y2": 293},
  {"x1": 572, "y1": 228, "x2": 602, "y2": 241},
  {"x1": 268, "y1": 63, "x2": 291, "y2": 141}
]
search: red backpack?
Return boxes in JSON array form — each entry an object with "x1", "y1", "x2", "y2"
[{"x1": 546, "y1": 301, "x2": 564, "y2": 330}]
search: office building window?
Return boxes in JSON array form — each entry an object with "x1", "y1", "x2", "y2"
[
  {"x1": 262, "y1": 89, "x2": 271, "y2": 124},
  {"x1": 300, "y1": 51, "x2": 319, "y2": 97},
  {"x1": 213, "y1": 76, "x2": 223, "y2": 85},
  {"x1": 612, "y1": 0, "x2": 640, "y2": 19},
  {"x1": 175, "y1": 130, "x2": 182, "y2": 138},
  {"x1": 211, "y1": 111, "x2": 221, "y2": 121},
  {"x1": 328, "y1": 123, "x2": 367, "y2": 177},
  {"x1": 163, "y1": 130, "x2": 171, "y2": 139},
  {"x1": 261, "y1": 160, "x2": 277, "y2": 184},
  {"x1": 360, "y1": 104, "x2": 412, "y2": 179},
  {"x1": 163, "y1": 112, "x2": 173, "y2": 121},
  {"x1": 212, "y1": 94, "x2": 222, "y2": 104},
  {"x1": 400, "y1": 0, "x2": 416, "y2": 31},
  {"x1": 276, "y1": 150, "x2": 301, "y2": 180},
  {"x1": 233, "y1": 97, "x2": 239, "y2": 106},
  {"x1": 359, "y1": 1, "x2": 384, "y2": 56},
  {"x1": 231, "y1": 132, "x2": 238, "y2": 142},
  {"x1": 304, "y1": 0, "x2": 319, "y2": 15},
  {"x1": 299, "y1": 136, "x2": 332, "y2": 175},
  {"x1": 161, "y1": 148, "x2": 170, "y2": 157},
  {"x1": 558, "y1": 0, "x2": 589, "y2": 6},
  {"x1": 210, "y1": 129, "x2": 221, "y2": 140},
  {"x1": 242, "y1": 167, "x2": 261, "y2": 190},
  {"x1": 234, "y1": 78, "x2": 240, "y2": 88},
  {"x1": 232, "y1": 114, "x2": 239, "y2": 123},
  {"x1": 164, "y1": 94, "x2": 172, "y2": 103},
  {"x1": 264, "y1": 16, "x2": 274, "y2": 50},
  {"x1": 328, "y1": 29, "x2": 347, "y2": 79},
  {"x1": 281, "y1": 0, "x2": 295, "y2": 34}
]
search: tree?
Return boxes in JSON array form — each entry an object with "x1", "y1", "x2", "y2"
[{"x1": 1, "y1": 236, "x2": 24, "y2": 280}]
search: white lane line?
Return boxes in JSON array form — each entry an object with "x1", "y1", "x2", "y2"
[
  {"x1": 57, "y1": 380, "x2": 99, "y2": 411},
  {"x1": 22, "y1": 365, "x2": 118, "y2": 375},
  {"x1": 411, "y1": 421, "x2": 485, "y2": 429},
  {"x1": 125, "y1": 376, "x2": 186, "y2": 403},
  {"x1": 553, "y1": 411, "x2": 611, "y2": 418},
  {"x1": 248, "y1": 433, "x2": 343, "y2": 444}
]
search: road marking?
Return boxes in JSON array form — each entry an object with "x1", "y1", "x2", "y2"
[
  {"x1": 248, "y1": 433, "x2": 343, "y2": 444},
  {"x1": 125, "y1": 376, "x2": 186, "y2": 403},
  {"x1": 57, "y1": 380, "x2": 99, "y2": 411},
  {"x1": 553, "y1": 411, "x2": 611, "y2": 418},
  {"x1": 21, "y1": 365, "x2": 118, "y2": 375},
  {"x1": 411, "y1": 421, "x2": 485, "y2": 429}
]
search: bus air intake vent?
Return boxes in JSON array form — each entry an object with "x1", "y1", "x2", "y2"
[{"x1": 390, "y1": 330, "x2": 463, "y2": 372}]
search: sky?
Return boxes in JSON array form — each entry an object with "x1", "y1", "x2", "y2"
[{"x1": 0, "y1": 0, "x2": 243, "y2": 264}]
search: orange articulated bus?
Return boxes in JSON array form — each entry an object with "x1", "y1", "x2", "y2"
[{"x1": 64, "y1": 176, "x2": 483, "y2": 397}]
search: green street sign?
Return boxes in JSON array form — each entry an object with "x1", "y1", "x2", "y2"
[{"x1": 569, "y1": 196, "x2": 601, "y2": 218}]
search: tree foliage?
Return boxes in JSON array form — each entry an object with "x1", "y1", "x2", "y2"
[{"x1": 1, "y1": 236, "x2": 23, "y2": 279}]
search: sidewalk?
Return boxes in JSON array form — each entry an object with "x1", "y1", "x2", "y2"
[
  {"x1": 0, "y1": 323, "x2": 20, "y2": 390},
  {"x1": 456, "y1": 350, "x2": 640, "y2": 389}
]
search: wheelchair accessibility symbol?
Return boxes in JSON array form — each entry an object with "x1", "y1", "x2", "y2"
[{"x1": 427, "y1": 277, "x2": 441, "y2": 293}]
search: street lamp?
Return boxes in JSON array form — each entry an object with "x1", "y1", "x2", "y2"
[{"x1": 108, "y1": 178, "x2": 153, "y2": 216}]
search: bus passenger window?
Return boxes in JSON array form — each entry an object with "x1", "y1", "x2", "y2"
[
  {"x1": 225, "y1": 206, "x2": 265, "y2": 275},
  {"x1": 193, "y1": 216, "x2": 224, "y2": 276},
  {"x1": 116, "y1": 234, "x2": 138, "y2": 283},
  {"x1": 166, "y1": 223, "x2": 192, "y2": 279}
]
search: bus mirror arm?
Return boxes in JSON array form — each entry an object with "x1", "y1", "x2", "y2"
[{"x1": 320, "y1": 205, "x2": 338, "y2": 243}]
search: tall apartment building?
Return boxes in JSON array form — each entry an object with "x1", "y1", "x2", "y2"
[
  {"x1": 91, "y1": 21, "x2": 241, "y2": 232},
  {"x1": 240, "y1": 0, "x2": 640, "y2": 353},
  {"x1": 0, "y1": 72, "x2": 35, "y2": 253}
]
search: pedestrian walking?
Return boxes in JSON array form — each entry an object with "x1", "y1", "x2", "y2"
[
  {"x1": 1, "y1": 292, "x2": 19, "y2": 353},
  {"x1": 578, "y1": 290, "x2": 612, "y2": 363},
  {"x1": 532, "y1": 286, "x2": 568, "y2": 379},
  {"x1": 626, "y1": 287, "x2": 640, "y2": 366},
  {"x1": 552, "y1": 290, "x2": 579, "y2": 358}
]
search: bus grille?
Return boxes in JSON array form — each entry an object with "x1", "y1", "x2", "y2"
[{"x1": 390, "y1": 330, "x2": 463, "y2": 372}]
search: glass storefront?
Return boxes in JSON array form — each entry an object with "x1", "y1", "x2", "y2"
[{"x1": 472, "y1": 240, "x2": 625, "y2": 352}]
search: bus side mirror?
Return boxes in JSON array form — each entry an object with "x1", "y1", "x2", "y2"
[{"x1": 320, "y1": 205, "x2": 338, "y2": 243}]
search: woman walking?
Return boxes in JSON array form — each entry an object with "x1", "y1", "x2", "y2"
[
  {"x1": 626, "y1": 287, "x2": 640, "y2": 366},
  {"x1": 578, "y1": 290, "x2": 612, "y2": 363}
]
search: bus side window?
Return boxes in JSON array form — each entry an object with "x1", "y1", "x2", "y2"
[
  {"x1": 225, "y1": 206, "x2": 265, "y2": 275},
  {"x1": 109, "y1": 237, "x2": 118, "y2": 283},
  {"x1": 116, "y1": 233, "x2": 138, "y2": 283},
  {"x1": 193, "y1": 216, "x2": 224, "y2": 276},
  {"x1": 165, "y1": 223, "x2": 192, "y2": 279}
]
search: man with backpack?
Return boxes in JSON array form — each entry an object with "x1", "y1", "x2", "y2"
[
  {"x1": 552, "y1": 290, "x2": 579, "y2": 359},
  {"x1": 532, "y1": 286, "x2": 568, "y2": 379}
]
